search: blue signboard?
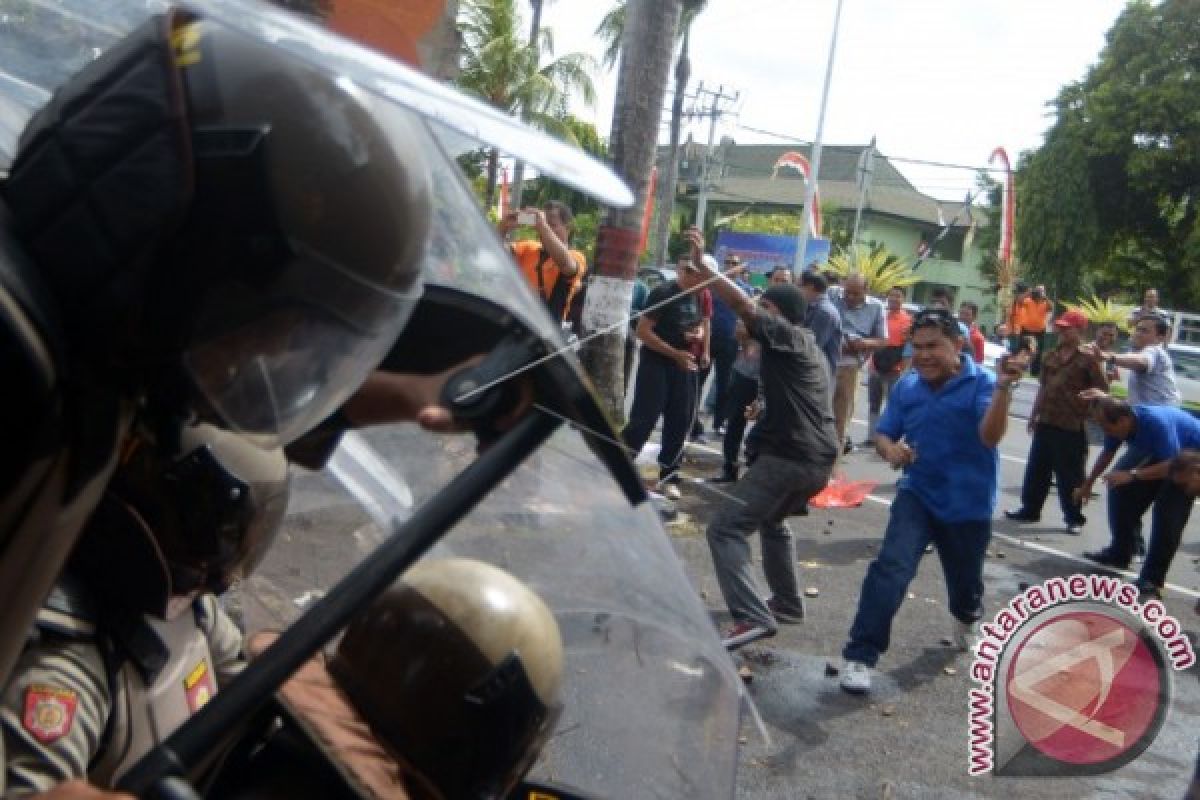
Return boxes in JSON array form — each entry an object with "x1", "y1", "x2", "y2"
[{"x1": 713, "y1": 231, "x2": 831, "y2": 277}]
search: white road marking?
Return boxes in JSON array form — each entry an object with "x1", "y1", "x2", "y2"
[{"x1": 861, "y1": 493, "x2": 1200, "y2": 601}]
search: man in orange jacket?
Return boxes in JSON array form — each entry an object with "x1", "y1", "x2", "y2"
[{"x1": 499, "y1": 201, "x2": 587, "y2": 329}]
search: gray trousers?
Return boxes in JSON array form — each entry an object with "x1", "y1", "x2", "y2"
[
  {"x1": 706, "y1": 454, "x2": 833, "y2": 628},
  {"x1": 867, "y1": 367, "x2": 903, "y2": 440}
]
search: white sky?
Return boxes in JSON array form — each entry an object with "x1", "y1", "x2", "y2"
[{"x1": 537, "y1": 0, "x2": 1129, "y2": 201}]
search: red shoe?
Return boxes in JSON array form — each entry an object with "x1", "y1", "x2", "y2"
[{"x1": 721, "y1": 620, "x2": 776, "y2": 651}]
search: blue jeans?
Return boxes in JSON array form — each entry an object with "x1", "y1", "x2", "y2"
[{"x1": 843, "y1": 490, "x2": 992, "y2": 667}]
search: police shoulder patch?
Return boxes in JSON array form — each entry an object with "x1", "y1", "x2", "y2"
[{"x1": 22, "y1": 684, "x2": 79, "y2": 744}]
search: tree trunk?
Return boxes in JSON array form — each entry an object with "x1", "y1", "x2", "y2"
[
  {"x1": 510, "y1": 0, "x2": 543, "y2": 211},
  {"x1": 652, "y1": 25, "x2": 691, "y2": 268},
  {"x1": 484, "y1": 146, "x2": 500, "y2": 212},
  {"x1": 580, "y1": 0, "x2": 683, "y2": 421}
]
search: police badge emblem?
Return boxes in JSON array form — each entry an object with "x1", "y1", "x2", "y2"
[{"x1": 22, "y1": 684, "x2": 78, "y2": 743}]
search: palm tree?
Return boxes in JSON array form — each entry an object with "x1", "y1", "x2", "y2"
[
  {"x1": 1061, "y1": 296, "x2": 1135, "y2": 332},
  {"x1": 457, "y1": 0, "x2": 597, "y2": 208},
  {"x1": 825, "y1": 244, "x2": 918, "y2": 296},
  {"x1": 509, "y1": 0, "x2": 545, "y2": 210},
  {"x1": 581, "y1": 0, "x2": 683, "y2": 418},
  {"x1": 594, "y1": 1, "x2": 707, "y2": 267}
]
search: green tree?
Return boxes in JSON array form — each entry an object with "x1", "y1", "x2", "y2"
[
  {"x1": 456, "y1": 0, "x2": 597, "y2": 207},
  {"x1": 1016, "y1": 0, "x2": 1200, "y2": 307},
  {"x1": 969, "y1": 170, "x2": 1005, "y2": 287},
  {"x1": 522, "y1": 114, "x2": 608, "y2": 213}
]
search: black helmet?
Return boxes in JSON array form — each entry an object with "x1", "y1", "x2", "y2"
[
  {"x1": 76, "y1": 421, "x2": 290, "y2": 616},
  {"x1": 3, "y1": 12, "x2": 432, "y2": 445},
  {"x1": 330, "y1": 558, "x2": 564, "y2": 800}
]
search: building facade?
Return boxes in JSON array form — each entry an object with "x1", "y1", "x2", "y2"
[{"x1": 665, "y1": 139, "x2": 999, "y2": 327}]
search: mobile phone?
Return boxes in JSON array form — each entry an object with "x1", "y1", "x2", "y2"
[{"x1": 517, "y1": 211, "x2": 537, "y2": 226}]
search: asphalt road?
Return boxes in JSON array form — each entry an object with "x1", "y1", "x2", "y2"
[{"x1": 664, "y1": 381, "x2": 1200, "y2": 799}]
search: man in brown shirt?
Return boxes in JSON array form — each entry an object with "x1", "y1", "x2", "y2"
[{"x1": 1005, "y1": 310, "x2": 1108, "y2": 533}]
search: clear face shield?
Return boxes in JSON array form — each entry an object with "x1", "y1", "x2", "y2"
[{"x1": 245, "y1": 424, "x2": 742, "y2": 800}]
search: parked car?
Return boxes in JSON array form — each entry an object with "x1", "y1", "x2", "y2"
[
  {"x1": 637, "y1": 266, "x2": 676, "y2": 290},
  {"x1": 982, "y1": 340, "x2": 1007, "y2": 371},
  {"x1": 1167, "y1": 342, "x2": 1200, "y2": 409}
]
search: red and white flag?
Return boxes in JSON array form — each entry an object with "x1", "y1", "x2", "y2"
[
  {"x1": 989, "y1": 147, "x2": 1015, "y2": 266},
  {"x1": 771, "y1": 151, "x2": 822, "y2": 235}
]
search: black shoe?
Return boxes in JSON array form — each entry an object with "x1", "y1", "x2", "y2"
[
  {"x1": 710, "y1": 466, "x2": 738, "y2": 484},
  {"x1": 767, "y1": 596, "x2": 805, "y2": 624},
  {"x1": 1004, "y1": 509, "x2": 1040, "y2": 523},
  {"x1": 843, "y1": 438, "x2": 854, "y2": 455},
  {"x1": 1083, "y1": 550, "x2": 1130, "y2": 570}
]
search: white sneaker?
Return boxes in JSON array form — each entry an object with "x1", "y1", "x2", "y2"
[
  {"x1": 663, "y1": 483, "x2": 682, "y2": 500},
  {"x1": 840, "y1": 660, "x2": 871, "y2": 694},
  {"x1": 953, "y1": 619, "x2": 981, "y2": 653}
]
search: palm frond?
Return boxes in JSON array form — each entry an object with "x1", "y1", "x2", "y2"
[
  {"x1": 825, "y1": 244, "x2": 918, "y2": 296},
  {"x1": 1061, "y1": 295, "x2": 1136, "y2": 332}
]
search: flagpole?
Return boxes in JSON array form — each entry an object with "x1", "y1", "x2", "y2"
[{"x1": 793, "y1": 0, "x2": 845, "y2": 275}]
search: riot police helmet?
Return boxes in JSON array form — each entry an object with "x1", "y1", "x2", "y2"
[
  {"x1": 3, "y1": 12, "x2": 432, "y2": 446},
  {"x1": 79, "y1": 421, "x2": 290, "y2": 616},
  {"x1": 329, "y1": 558, "x2": 564, "y2": 800}
]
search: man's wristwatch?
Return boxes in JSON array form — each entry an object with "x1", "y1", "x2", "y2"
[{"x1": 1130, "y1": 468, "x2": 1140, "y2": 481}]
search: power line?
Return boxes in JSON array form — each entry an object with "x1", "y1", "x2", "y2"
[{"x1": 730, "y1": 121, "x2": 1009, "y2": 174}]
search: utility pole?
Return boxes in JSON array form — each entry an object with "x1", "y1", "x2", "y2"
[
  {"x1": 688, "y1": 82, "x2": 739, "y2": 230},
  {"x1": 851, "y1": 134, "x2": 876, "y2": 246},
  {"x1": 794, "y1": 0, "x2": 845, "y2": 272}
]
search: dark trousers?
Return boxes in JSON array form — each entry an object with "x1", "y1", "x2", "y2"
[
  {"x1": 843, "y1": 491, "x2": 991, "y2": 667},
  {"x1": 721, "y1": 371, "x2": 759, "y2": 469},
  {"x1": 710, "y1": 334, "x2": 739, "y2": 430},
  {"x1": 623, "y1": 351, "x2": 696, "y2": 480},
  {"x1": 1107, "y1": 474, "x2": 1193, "y2": 586},
  {"x1": 623, "y1": 329, "x2": 637, "y2": 388},
  {"x1": 1020, "y1": 424, "x2": 1087, "y2": 524},
  {"x1": 692, "y1": 362, "x2": 712, "y2": 436},
  {"x1": 1029, "y1": 331, "x2": 1046, "y2": 376}
]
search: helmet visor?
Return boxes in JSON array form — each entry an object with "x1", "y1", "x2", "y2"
[{"x1": 183, "y1": 251, "x2": 422, "y2": 446}]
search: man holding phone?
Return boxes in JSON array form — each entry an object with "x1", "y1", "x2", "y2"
[{"x1": 498, "y1": 201, "x2": 586, "y2": 326}]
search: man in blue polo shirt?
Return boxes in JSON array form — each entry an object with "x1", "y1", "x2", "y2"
[
  {"x1": 1077, "y1": 399, "x2": 1200, "y2": 598},
  {"x1": 838, "y1": 308, "x2": 1027, "y2": 694}
]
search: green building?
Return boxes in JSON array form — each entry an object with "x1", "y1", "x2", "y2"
[{"x1": 666, "y1": 139, "x2": 1000, "y2": 328}]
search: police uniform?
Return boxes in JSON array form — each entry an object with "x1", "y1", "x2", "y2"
[{"x1": 1, "y1": 580, "x2": 243, "y2": 795}]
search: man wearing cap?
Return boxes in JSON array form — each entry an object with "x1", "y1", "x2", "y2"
[
  {"x1": 686, "y1": 228, "x2": 837, "y2": 650},
  {"x1": 1004, "y1": 310, "x2": 1108, "y2": 534}
]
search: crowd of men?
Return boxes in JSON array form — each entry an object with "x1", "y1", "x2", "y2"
[{"x1": 611, "y1": 248, "x2": 1197, "y2": 695}]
